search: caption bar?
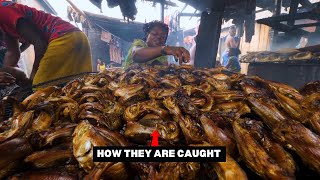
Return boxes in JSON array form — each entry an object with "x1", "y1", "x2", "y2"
[{"x1": 93, "y1": 146, "x2": 226, "y2": 162}]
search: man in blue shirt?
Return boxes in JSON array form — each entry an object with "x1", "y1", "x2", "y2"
[
  {"x1": 223, "y1": 48, "x2": 241, "y2": 73},
  {"x1": 222, "y1": 26, "x2": 239, "y2": 65}
]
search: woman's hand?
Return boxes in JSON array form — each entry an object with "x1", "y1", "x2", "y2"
[
  {"x1": 0, "y1": 72, "x2": 16, "y2": 86},
  {"x1": 0, "y1": 67, "x2": 31, "y2": 87},
  {"x1": 164, "y1": 46, "x2": 190, "y2": 64}
]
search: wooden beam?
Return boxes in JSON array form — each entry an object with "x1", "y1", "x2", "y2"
[
  {"x1": 258, "y1": 20, "x2": 309, "y2": 35},
  {"x1": 181, "y1": 3, "x2": 188, "y2": 12},
  {"x1": 194, "y1": 10, "x2": 223, "y2": 68},
  {"x1": 316, "y1": 2, "x2": 320, "y2": 33},
  {"x1": 288, "y1": 0, "x2": 300, "y2": 26},
  {"x1": 144, "y1": 0, "x2": 177, "y2": 7},
  {"x1": 300, "y1": 0, "x2": 314, "y2": 11},
  {"x1": 272, "y1": 0, "x2": 282, "y2": 50},
  {"x1": 178, "y1": 12, "x2": 202, "y2": 17},
  {"x1": 225, "y1": 0, "x2": 252, "y2": 6},
  {"x1": 294, "y1": 22, "x2": 320, "y2": 28},
  {"x1": 274, "y1": 0, "x2": 282, "y2": 19},
  {"x1": 161, "y1": 0, "x2": 165, "y2": 22},
  {"x1": 257, "y1": 11, "x2": 320, "y2": 23}
]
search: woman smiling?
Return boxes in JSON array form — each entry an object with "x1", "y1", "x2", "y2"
[{"x1": 124, "y1": 21, "x2": 190, "y2": 68}]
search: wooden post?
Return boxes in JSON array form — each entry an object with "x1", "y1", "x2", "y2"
[
  {"x1": 315, "y1": 2, "x2": 320, "y2": 34},
  {"x1": 286, "y1": 0, "x2": 300, "y2": 48},
  {"x1": 161, "y1": 0, "x2": 165, "y2": 22},
  {"x1": 306, "y1": 3, "x2": 320, "y2": 46},
  {"x1": 272, "y1": 0, "x2": 282, "y2": 50},
  {"x1": 194, "y1": 10, "x2": 223, "y2": 68},
  {"x1": 288, "y1": 0, "x2": 299, "y2": 26}
]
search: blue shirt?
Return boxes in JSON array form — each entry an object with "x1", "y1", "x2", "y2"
[{"x1": 224, "y1": 56, "x2": 241, "y2": 73}]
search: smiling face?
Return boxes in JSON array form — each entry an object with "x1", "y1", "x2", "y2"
[{"x1": 146, "y1": 26, "x2": 167, "y2": 47}]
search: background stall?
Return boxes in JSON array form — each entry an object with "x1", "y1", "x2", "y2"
[{"x1": 79, "y1": 12, "x2": 144, "y2": 70}]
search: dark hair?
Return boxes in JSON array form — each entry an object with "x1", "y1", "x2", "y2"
[{"x1": 143, "y1": 20, "x2": 169, "y2": 41}]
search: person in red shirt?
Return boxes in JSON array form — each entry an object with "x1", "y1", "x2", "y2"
[{"x1": 0, "y1": 1, "x2": 93, "y2": 85}]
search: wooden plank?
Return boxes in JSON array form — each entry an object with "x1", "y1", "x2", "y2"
[
  {"x1": 264, "y1": 25, "x2": 271, "y2": 50},
  {"x1": 294, "y1": 22, "x2": 320, "y2": 28},
  {"x1": 252, "y1": 24, "x2": 260, "y2": 51},
  {"x1": 257, "y1": 11, "x2": 320, "y2": 22},
  {"x1": 273, "y1": 0, "x2": 282, "y2": 45},
  {"x1": 258, "y1": 21, "x2": 309, "y2": 35},
  {"x1": 258, "y1": 24, "x2": 263, "y2": 50},
  {"x1": 262, "y1": 25, "x2": 270, "y2": 50},
  {"x1": 258, "y1": 24, "x2": 264, "y2": 50}
]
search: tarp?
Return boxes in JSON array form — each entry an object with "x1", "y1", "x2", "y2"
[{"x1": 85, "y1": 11, "x2": 144, "y2": 42}]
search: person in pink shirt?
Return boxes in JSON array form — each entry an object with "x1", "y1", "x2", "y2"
[{"x1": 0, "y1": 1, "x2": 92, "y2": 85}]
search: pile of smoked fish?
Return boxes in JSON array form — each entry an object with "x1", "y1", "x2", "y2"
[
  {"x1": 0, "y1": 64, "x2": 319, "y2": 180},
  {"x1": 240, "y1": 50, "x2": 320, "y2": 63}
]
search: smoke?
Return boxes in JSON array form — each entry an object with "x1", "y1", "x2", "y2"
[
  {"x1": 306, "y1": 32, "x2": 320, "y2": 47},
  {"x1": 271, "y1": 33, "x2": 301, "y2": 50}
]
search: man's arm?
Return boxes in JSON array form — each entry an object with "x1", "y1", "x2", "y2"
[
  {"x1": 16, "y1": 18, "x2": 48, "y2": 80},
  {"x1": 3, "y1": 34, "x2": 20, "y2": 67}
]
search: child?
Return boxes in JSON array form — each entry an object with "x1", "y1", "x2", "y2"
[
  {"x1": 96, "y1": 58, "x2": 106, "y2": 72},
  {"x1": 225, "y1": 48, "x2": 241, "y2": 73}
]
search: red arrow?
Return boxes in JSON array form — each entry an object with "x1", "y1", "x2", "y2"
[{"x1": 150, "y1": 130, "x2": 160, "y2": 147}]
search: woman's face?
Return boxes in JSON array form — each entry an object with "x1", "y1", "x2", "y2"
[{"x1": 146, "y1": 26, "x2": 167, "y2": 47}]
